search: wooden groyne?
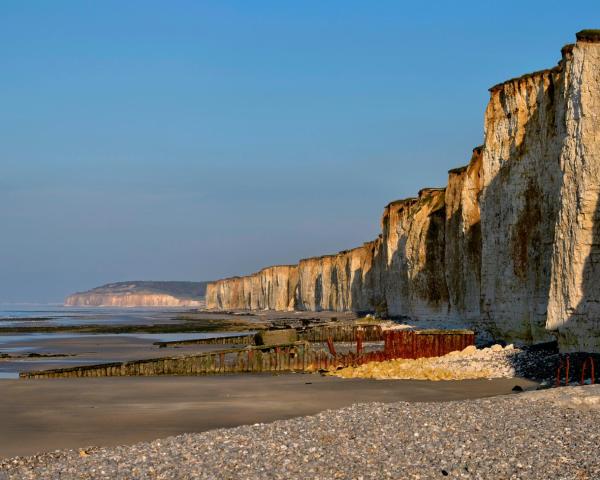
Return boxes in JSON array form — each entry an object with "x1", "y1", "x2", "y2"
[
  {"x1": 153, "y1": 323, "x2": 383, "y2": 348},
  {"x1": 20, "y1": 328, "x2": 474, "y2": 379},
  {"x1": 298, "y1": 323, "x2": 383, "y2": 343},
  {"x1": 20, "y1": 342, "x2": 338, "y2": 379},
  {"x1": 154, "y1": 334, "x2": 255, "y2": 348}
]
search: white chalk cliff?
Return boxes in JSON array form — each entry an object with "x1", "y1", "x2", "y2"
[
  {"x1": 207, "y1": 31, "x2": 600, "y2": 352},
  {"x1": 65, "y1": 281, "x2": 207, "y2": 307}
]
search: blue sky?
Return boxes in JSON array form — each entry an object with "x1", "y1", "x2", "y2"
[{"x1": 1, "y1": 1, "x2": 599, "y2": 303}]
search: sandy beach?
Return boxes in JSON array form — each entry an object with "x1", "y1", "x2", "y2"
[
  {"x1": 0, "y1": 374, "x2": 537, "y2": 459},
  {"x1": 2, "y1": 384, "x2": 598, "y2": 479}
]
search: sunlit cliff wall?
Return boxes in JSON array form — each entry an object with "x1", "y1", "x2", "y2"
[
  {"x1": 207, "y1": 32, "x2": 600, "y2": 352},
  {"x1": 546, "y1": 36, "x2": 600, "y2": 352},
  {"x1": 66, "y1": 281, "x2": 207, "y2": 307},
  {"x1": 480, "y1": 63, "x2": 566, "y2": 345},
  {"x1": 65, "y1": 293, "x2": 203, "y2": 307},
  {"x1": 444, "y1": 148, "x2": 483, "y2": 326},
  {"x1": 205, "y1": 265, "x2": 298, "y2": 311}
]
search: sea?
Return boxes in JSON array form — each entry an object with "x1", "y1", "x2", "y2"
[{"x1": 0, "y1": 305, "x2": 237, "y2": 379}]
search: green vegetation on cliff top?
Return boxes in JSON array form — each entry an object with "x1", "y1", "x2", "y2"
[
  {"x1": 576, "y1": 29, "x2": 600, "y2": 42},
  {"x1": 69, "y1": 281, "x2": 210, "y2": 300}
]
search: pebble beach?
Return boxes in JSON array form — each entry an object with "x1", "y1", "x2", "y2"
[
  {"x1": 1, "y1": 385, "x2": 598, "y2": 480},
  {"x1": 332, "y1": 344, "x2": 555, "y2": 381}
]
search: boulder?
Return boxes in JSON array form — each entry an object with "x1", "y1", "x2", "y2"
[{"x1": 254, "y1": 329, "x2": 298, "y2": 346}]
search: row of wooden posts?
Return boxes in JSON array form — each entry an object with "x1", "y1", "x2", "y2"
[
  {"x1": 20, "y1": 325, "x2": 475, "y2": 379},
  {"x1": 20, "y1": 342, "x2": 343, "y2": 379},
  {"x1": 153, "y1": 323, "x2": 385, "y2": 348}
]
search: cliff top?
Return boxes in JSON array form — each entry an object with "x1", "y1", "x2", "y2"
[
  {"x1": 561, "y1": 43, "x2": 575, "y2": 57},
  {"x1": 448, "y1": 146, "x2": 484, "y2": 175},
  {"x1": 488, "y1": 30, "x2": 600, "y2": 93},
  {"x1": 488, "y1": 66, "x2": 560, "y2": 93},
  {"x1": 385, "y1": 197, "x2": 418, "y2": 208},
  {"x1": 448, "y1": 165, "x2": 468, "y2": 175},
  {"x1": 418, "y1": 187, "x2": 445, "y2": 197},
  {"x1": 68, "y1": 281, "x2": 209, "y2": 300},
  {"x1": 576, "y1": 29, "x2": 600, "y2": 42},
  {"x1": 382, "y1": 198, "x2": 417, "y2": 230},
  {"x1": 209, "y1": 264, "x2": 299, "y2": 284}
]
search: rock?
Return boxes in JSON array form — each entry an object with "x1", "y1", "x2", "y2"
[
  {"x1": 4, "y1": 389, "x2": 600, "y2": 479},
  {"x1": 66, "y1": 281, "x2": 207, "y2": 307},
  {"x1": 546, "y1": 41, "x2": 600, "y2": 353},
  {"x1": 254, "y1": 329, "x2": 297, "y2": 346},
  {"x1": 331, "y1": 345, "x2": 526, "y2": 381},
  {"x1": 206, "y1": 266, "x2": 298, "y2": 311}
]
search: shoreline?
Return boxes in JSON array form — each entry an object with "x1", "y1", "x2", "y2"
[
  {"x1": 2, "y1": 383, "x2": 598, "y2": 479},
  {"x1": 0, "y1": 374, "x2": 537, "y2": 459}
]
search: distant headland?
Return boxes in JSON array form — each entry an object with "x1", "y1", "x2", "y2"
[{"x1": 64, "y1": 281, "x2": 209, "y2": 307}]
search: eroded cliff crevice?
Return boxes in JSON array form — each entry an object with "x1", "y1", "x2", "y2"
[
  {"x1": 444, "y1": 147, "x2": 483, "y2": 325},
  {"x1": 207, "y1": 32, "x2": 600, "y2": 352}
]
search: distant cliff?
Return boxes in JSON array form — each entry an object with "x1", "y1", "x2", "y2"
[
  {"x1": 207, "y1": 31, "x2": 600, "y2": 353},
  {"x1": 65, "y1": 281, "x2": 208, "y2": 307}
]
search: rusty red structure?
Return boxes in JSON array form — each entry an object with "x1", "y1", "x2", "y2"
[
  {"x1": 581, "y1": 356, "x2": 596, "y2": 385},
  {"x1": 383, "y1": 329, "x2": 475, "y2": 359},
  {"x1": 328, "y1": 328, "x2": 475, "y2": 368},
  {"x1": 556, "y1": 354, "x2": 597, "y2": 387}
]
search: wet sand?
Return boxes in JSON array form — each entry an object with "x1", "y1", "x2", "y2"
[
  {"x1": 0, "y1": 309, "x2": 358, "y2": 376},
  {"x1": 0, "y1": 335, "x2": 239, "y2": 376},
  {"x1": 0, "y1": 374, "x2": 538, "y2": 458}
]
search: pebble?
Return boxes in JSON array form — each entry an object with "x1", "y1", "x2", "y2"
[
  {"x1": 333, "y1": 344, "x2": 553, "y2": 381},
  {"x1": 1, "y1": 386, "x2": 599, "y2": 479}
]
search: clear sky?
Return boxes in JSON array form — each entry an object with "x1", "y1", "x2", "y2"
[{"x1": 2, "y1": 1, "x2": 599, "y2": 303}]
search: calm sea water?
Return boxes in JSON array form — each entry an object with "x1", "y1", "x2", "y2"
[
  {"x1": 0, "y1": 304, "x2": 186, "y2": 327},
  {"x1": 0, "y1": 304, "x2": 243, "y2": 341}
]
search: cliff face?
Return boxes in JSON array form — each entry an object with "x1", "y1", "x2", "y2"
[
  {"x1": 480, "y1": 65, "x2": 565, "y2": 345},
  {"x1": 546, "y1": 38, "x2": 600, "y2": 351},
  {"x1": 65, "y1": 293, "x2": 203, "y2": 307},
  {"x1": 206, "y1": 32, "x2": 600, "y2": 352},
  {"x1": 205, "y1": 265, "x2": 298, "y2": 311},
  {"x1": 65, "y1": 281, "x2": 208, "y2": 307},
  {"x1": 295, "y1": 240, "x2": 384, "y2": 313},
  {"x1": 444, "y1": 148, "x2": 483, "y2": 326},
  {"x1": 382, "y1": 189, "x2": 449, "y2": 320},
  {"x1": 207, "y1": 189, "x2": 453, "y2": 319}
]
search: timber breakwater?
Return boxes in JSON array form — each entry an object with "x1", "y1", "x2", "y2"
[
  {"x1": 19, "y1": 324, "x2": 475, "y2": 379},
  {"x1": 207, "y1": 31, "x2": 600, "y2": 353}
]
